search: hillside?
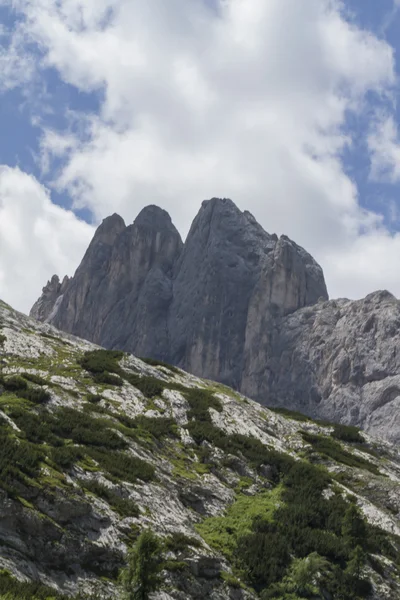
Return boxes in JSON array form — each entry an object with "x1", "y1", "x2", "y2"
[{"x1": 1, "y1": 299, "x2": 400, "y2": 599}]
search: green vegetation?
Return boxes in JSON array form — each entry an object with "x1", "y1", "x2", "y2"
[
  {"x1": 197, "y1": 487, "x2": 282, "y2": 558},
  {"x1": 119, "y1": 530, "x2": 163, "y2": 600},
  {"x1": 0, "y1": 428, "x2": 43, "y2": 495},
  {"x1": 140, "y1": 357, "x2": 180, "y2": 374},
  {"x1": 164, "y1": 532, "x2": 202, "y2": 553},
  {"x1": 301, "y1": 432, "x2": 381, "y2": 475},
  {"x1": 20, "y1": 372, "x2": 48, "y2": 386},
  {"x1": 0, "y1": 333, "x2": 6, "y2": 346},
  {"x1": 0, "y1": 374, "x2": 51, "y2": 404},
  {"x1": 79, "y1": 349, "x2": 125, "y2": 375},
  {"x1": 0, "y1": 569, "x2": 68, "y2": 599},
  {"x1": 117, "y1": 414, "x2": 179, "y2": 442},
  {"x1": 84, "y1": 479, "x2": 140, "y2": 517},
  {"x1": 331, "y1": 423, "x2": 364, "y2": 444},
  {"x1": 268, "y1": 406, "x2": 312, "y2": 423}
]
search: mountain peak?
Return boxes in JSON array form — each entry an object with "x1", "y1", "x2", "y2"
[{"x1": 133, "y1": 204, "x2": 176, "y2": 231}]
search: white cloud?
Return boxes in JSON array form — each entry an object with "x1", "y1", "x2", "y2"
[
  {"x1": 368, "y1": 114, "x2": 400, "y2": 183},
  {"x1": 0, "y1": 166, "x2": 94, "y2": 312},
  {"x1": 2, "y1": 0, "x2": 400, "y2": 303}
]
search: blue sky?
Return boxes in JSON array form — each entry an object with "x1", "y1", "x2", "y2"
[{"x1": 1, "y1": 0, "x2": 400, "y2": 311}]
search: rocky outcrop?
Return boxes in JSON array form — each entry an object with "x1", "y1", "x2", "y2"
[
  {"x1": 30, "y1": 197, "x2": 327, "y2": 389},
  {"x1": 248, "y1": 290, "x2": 400, "y2": 444},
  {"x1": 30, "y1": 274, "x2": 70, "y2": 322}
]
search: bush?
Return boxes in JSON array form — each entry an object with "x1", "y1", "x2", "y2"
[
  {"x1": 84, "y1": 479, "x2": 139, "y2": 517},
  {"x1": 140, "y1": 357, "x2": 181, "y2": 374},
  {"x1": 0, "y1": 430, "x2": 43, "y2": 495},
  {"x1": 185, "y1": 389, "x2": 223, "y2": 422},
  {"x1": 87, "y1": 393, "x2": 103, "y2": 403},
  {"x1": 0, "y1": 569, "x2": 67, "y2": 599},
  {"x1": 49, "y1": 407, "x2": 127, "y2": 450},
  {"x1": 164, "y1": 532, "x2": 202, "y2": 552},
  {"x1": 124, "y1": 372, "x2": 165, "y2": 398},
  {"x1": 16, "y1": 387, "x2": 51, "y2": 404},
  {"x1": 51, "y1": 445, "x2": 84, "y2": 469},
  {"x1": 331, "y1": 424, "x2": 364, "y2": 444},
  {"x1": 301, "y1": 432, "x2": 381, "y2": 476},
  {"x1": 3, "y1": 375, "x2": 28, "y2": 392},
  {"x1": 268, "y1": 406, "x2": 311, "y2": 422},
  {"x1": 0, "y1": 333, "x2": 6, "y2": 347},
  {"x1": 93, "y1": 372, "x2": 124, "y2": 386},
  {"x1": 88, "y1": 448, "x2": 155, "y2": 485},
  {"x1": 79, "y1": 349, "x2": 124, "y2": 374},
  {"x1": 21, "y1": 372, "x2": 48, "y2": 386}
]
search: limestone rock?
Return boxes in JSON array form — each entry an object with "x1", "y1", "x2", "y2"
[{"x1": 30, "y1": 197, "x2": 327, "y2": 392}]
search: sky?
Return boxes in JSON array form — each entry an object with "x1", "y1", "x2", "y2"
[{"x1": 0, "y1": 0, "x2": 400, "y2": 313}]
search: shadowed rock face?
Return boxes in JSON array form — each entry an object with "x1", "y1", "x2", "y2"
[{"x1": 31, "y1": 197, "x2": 327, "y2": 393}]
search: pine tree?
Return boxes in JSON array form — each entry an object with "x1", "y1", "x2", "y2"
[{"x1": 120, "y1": 530, "x2": 162, "y2": 600}]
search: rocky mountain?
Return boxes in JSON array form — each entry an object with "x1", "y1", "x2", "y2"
[
  {"x1": 30, "y1": 197, "x2": 400, "y2": 444},
  {"x1": 1, "y1": 298, "x2": 400, "y2": 599}
]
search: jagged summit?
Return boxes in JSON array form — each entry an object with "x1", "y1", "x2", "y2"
[
  {"x1": 133, "y1": 204, "x2": 178, "y2": 233},
  {"x1": 31, "y1": 197, "x2": 327, "y2": 398}
]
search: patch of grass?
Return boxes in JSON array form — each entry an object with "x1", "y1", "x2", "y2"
[
  {"x1": 0, "y1": 333, "x2": 6, "y2": 346},
  {"x1": 197, "y1": 486, "x2": 282, "y2": 559}
]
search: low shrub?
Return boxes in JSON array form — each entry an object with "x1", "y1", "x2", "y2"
[
  {"x1": 21, "y1": 372, "x2": 48, "y2": 386},
  {"x1": 0, "y1": 569, "x2": 68, "y2": 599},
  {"x1": 87, "y1": 393, "x2": 103, "y2": 403},
  {"x1": 140, "y1": 357, "x2": 181, "y2": 374},
  {"x1": 331, "y1": 424, "x2": 364, "y2": 444},
  {"x1": 16, "y1": 387, "x2": 51, "y2": 404},
  {"x1": 268, "y1": 406, "x2": 311, "y2": 422},
  {"x1": 165, "y1": 532, "x2": 202, "y2": 552},
  {"x1": 93, "y1": 372, "x2": 124, "y2": 386},
  {"x1": 84, "y1": 479, "x2": 139, "y2": 517},
  {"x1": 124, "y1": 372, "x2": 165, "y2": 398},
  {"x1": 87, "y1": 448, "x2": 155, "y2": 485},
  {"x1": 3, "y1": 375, "x2": 28, "y2": 392},
  {"x1": 79, "y1": 349, "x2": 124, "y2": 375},
  {"x1": 301, "y1": 432, "x2": 380, "y2": 475}
]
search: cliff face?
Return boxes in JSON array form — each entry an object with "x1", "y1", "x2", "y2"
[{"x1": 31, "y1": 197, "x2": 327, "y2": 391}]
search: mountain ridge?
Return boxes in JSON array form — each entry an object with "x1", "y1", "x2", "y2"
[{"x1": 30, "y1": 198, "x2": 400, "y2": 443}]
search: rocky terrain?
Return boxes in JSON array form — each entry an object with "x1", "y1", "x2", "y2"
[
  {"x1": 2, "y1": 299, "x2": 400, "y2": 599},
  {"x1": 31, "y1": 198, "x2": 400, "y2": 444}
]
